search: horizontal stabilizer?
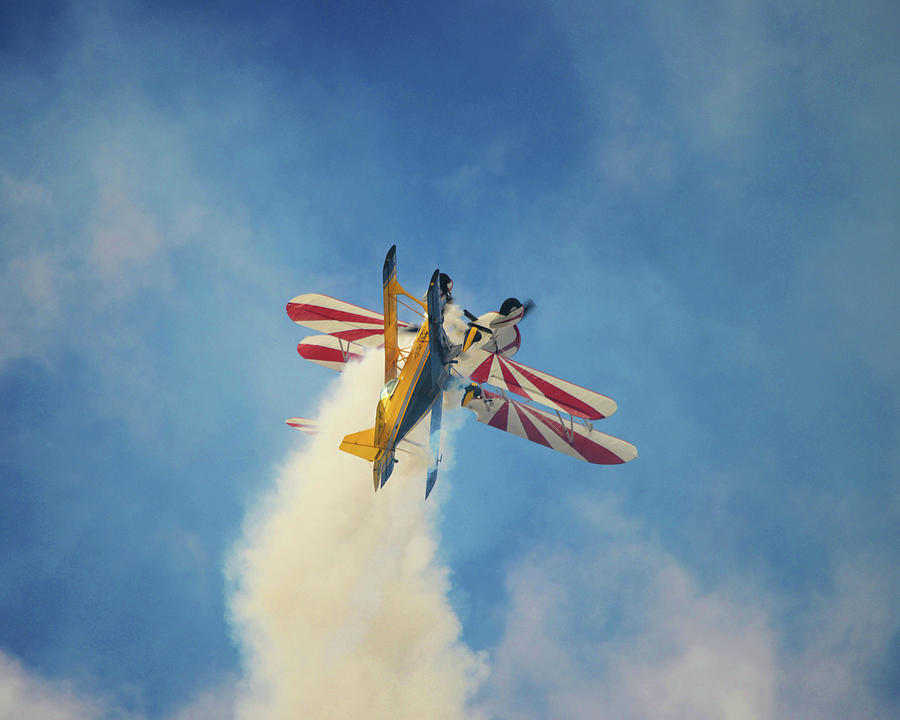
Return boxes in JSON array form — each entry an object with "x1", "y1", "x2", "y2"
[
  {"x1": 339, "y1": 427, "x2": 379, "y2": 462},
  {"x1": 286, "y1": 417, "x2": 318, "y2": 434}
]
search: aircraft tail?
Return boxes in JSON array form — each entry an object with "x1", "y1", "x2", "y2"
[
  {"x1": 339, "y1": 427, "x2": 379, "y2": 462},
  {"x1": 383, "y1": 245, "x2": 399, "y2": 382}
]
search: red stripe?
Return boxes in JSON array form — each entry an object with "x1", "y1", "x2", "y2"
[
  {"x1": 514, "y1": 404, "x2": 552, "y2": 448},
  {"x1": 470, "y1": 354, "x2": 495, "y2": 384},
  {"x1": 287, "y1": 303, "x2": 382, "y2": 326},
  {"x1": 286, "y1": 421, "x2": 318, "y2": 434},
  {"x1": 509, "y1": 360, "x2": 605, "y2": 419},
  {"x1": 297, "y1": 344, "x2": 361, "y2": 363},
  {"x1": 520, "y1": 404, "x2": 568, "y2": 444},
  {"x1": 487, "y1": 399, "x2": 510, "y2": 429},
  {"x1": 528, "y1": 409, "x2": 625, "y2": 464},
  {"x1": 498, "y1": 326, "x2": 521, "y2": 355},
  {"x1": 498, "y1": 357, "x2": 530, "y2": 398},
  {"x1": 576, "y1": 433, "x2": 626, "y2": 464}
]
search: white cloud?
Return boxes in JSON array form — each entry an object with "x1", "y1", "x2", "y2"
[
  {"x1": 166, "y1": 678, "x2": 238, "y2": 720},
  {"x1": 646, "y1": 1, "x2": 793, "y2": 149},
  {"x1": 86, "y1": 146, "x2": 173, "y2": 294},
  {"x1": 481, "y1": 495, "x2": 775, "y2": 720},
  {"x1": 0, "y1": 251, "x2": 66, "y2": 368},
  {"x1": 591, "y1": 86, "x2": 674, "y2": 191},
  {"x1": 776, "y1": 554, "x2": 900, "y2": 720},
  {"x1": 1, "y1": 173, "x2": 50, "y2": 208},
  {"x1": 0, "y1": 651, "x2": 100, "y2": 720},
  {"x1": 802, "y1": 210, "x2": 900, "y2": 387},
  {"x1": 597, "y1": 130, "x2": 673, "y2": 191},
  {"x1": 436, "y1": 139, "x2": 519, "y2": 207},
  {"x1": 90, "y1": 186, "x2": 164, "y2": 279},
  {"x1": 0, "y1": 650, "x2": 238, "y2": 720},
  {"x1": 480, "y1": 492, "x2": 900, "y2": 720}
]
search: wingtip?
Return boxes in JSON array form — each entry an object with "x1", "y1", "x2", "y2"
[
  {"x1": 425, "y1": 470, "x2": 437, "y2": 499},
  {"x1": 617, "y1": 441, "x2": 639, "y2": 463}
]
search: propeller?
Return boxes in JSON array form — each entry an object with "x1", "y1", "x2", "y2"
[{"x1": 499, "y1": 297, "x2": 536, "y2": 319}]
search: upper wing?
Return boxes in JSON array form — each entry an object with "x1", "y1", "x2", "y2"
[
  {"x1": 287, "y1": 293, "x2": 388, "y2": 346},
  {"x1": 464, "y1": 389, "x2": 637, "y2": 464},
  {"x1": 456, "y1": 349, "x2": 618, "y2": 420}
]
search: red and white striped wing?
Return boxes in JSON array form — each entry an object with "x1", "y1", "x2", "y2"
[
  {"x1": 287, "y1": 293, "x2": 387, "y2": 346},
  {"x1": 286, "y1": 293, "x2": 414, "y2": 347},
  {"x1": 297, "y1": 334, "x2": 365, "y2": 372},
  {"x1": 458, "y1": 350, "x2": 618, "y2": 420},
  {"x1": 286, "y1": 417, "x2": 318, "y2": 434},
  {"x1": 466, "y1": 390, "x2": 636, "y2": 464}
]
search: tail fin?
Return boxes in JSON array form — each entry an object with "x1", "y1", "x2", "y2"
[
  {"x1": 339, "y1": 427, "x2": 379, "y2": 461},
  {"x1": 383, "y1": 246, "x2": 399, "y2": 382},
  {"x1": 425, "y1": 396, "x2": 442, "y2": 499}
]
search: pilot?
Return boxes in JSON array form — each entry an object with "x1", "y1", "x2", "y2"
[{"x1": 439, "y1": 273, "x2": 453, "y2": 306}]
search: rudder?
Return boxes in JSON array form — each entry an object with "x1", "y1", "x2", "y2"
[{"x1": 383, "y1": 245, "x2": 399, "y2": 382}]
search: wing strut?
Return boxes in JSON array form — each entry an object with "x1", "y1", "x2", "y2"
[{"x1": 382, "y1": 245, "x2": 427, "y2": 382}]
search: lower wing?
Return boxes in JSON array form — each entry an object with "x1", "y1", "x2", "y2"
[
  {"x1": 457, "y1": 349, "x2": 618, "y2": 420},
  {"x1": 296, "y1": 334, "x2": 366, "y2": 371},
  {"x1": 463, "y1": 388, "x2": 637, "y2": 464}
]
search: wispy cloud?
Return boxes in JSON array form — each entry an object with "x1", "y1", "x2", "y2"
[
  {"x1": 481, "y1": 496, "x2": 775, "y2": 719},
  {"x1": 0, "y1": 648, "x2": 239, "y2": 720},
  {"x1": 480, "y1": 493, "x2": 900, "y2": 719},
  {"x1": 2, "y1": 173, "x2": 51, "y2": 208},
  {"x1": 0, "y1": 650, "x2": 100, "y2": 720},
  {"x1": 776, "y1": 553, "x2": 900, "y2": 719},
  {"x1": 646, "y1": 1, "x2": 795, "y2": 151},
  {"x1": 89, "y1": 172, "x2": 165, "y2": 282}
]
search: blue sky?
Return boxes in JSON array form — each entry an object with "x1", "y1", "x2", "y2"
[{"x1": 1, "y1": 1, "x2": 898, "y2": 717}]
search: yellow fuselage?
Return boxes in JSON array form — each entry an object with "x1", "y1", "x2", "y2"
[
  {"x1": 372, "y1": 322, "x2": 432, "y2": 480},
  {"x1": 339, "y1": 250, "x2": 446, "y2": 492}
]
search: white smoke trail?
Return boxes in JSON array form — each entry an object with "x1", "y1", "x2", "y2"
[{"x1": 227, "y1": 350, "x2": 487, "y2": 720}]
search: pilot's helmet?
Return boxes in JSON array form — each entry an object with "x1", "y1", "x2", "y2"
[{"x1": 439, "y1": 273, "x2": 453, "y2": 299}]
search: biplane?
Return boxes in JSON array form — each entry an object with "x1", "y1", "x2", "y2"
[{"x1": 285, "y1": 246, "x2": 637, "y2": 498}]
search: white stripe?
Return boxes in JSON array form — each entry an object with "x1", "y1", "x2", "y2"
[
  {"x1": 505, "y1": 403, "x2": 526, "y2": 438},
  {"x1": 519, "y1": 405, "x2": 585, "y2": 461}
]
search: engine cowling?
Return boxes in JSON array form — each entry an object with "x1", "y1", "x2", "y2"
[{"x1": 499, "y1": 297, "x2": 523, "y2": 316}]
